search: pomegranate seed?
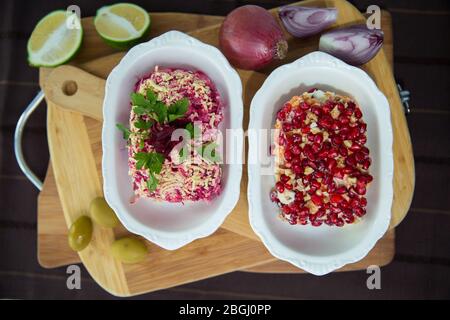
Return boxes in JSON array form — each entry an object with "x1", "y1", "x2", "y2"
[
  {"x1": 301, "y1": 126, "x2": 310, "y2": 134},
  {"x1": 299, "y1": 207, "x2": 309, "y2": 217},
  {"x1": 292, "y1": 116, "x2": 302, "y2": 127},
  {"x1": 346, "y1": 154, "x2": 357, "y2": 167},
  {"x1": 285, "y1": 183, "x2": 293, "y2": 190},
  {"x1": 312, "y1": 107, "x2": 322, "y2": 116},
  {"x1": 299, "y1": 219, "x2": 308, "y2": 225},
  {"x1": 280, "y1": 174, "x2": 289, "y2": 183},
  {"x1": 300, "y1": 102, "x2": 310, "y2": 110},
  {"x1": 349, "y1": 142, "x2": 362, "y2": 151},
  {"x1": 342, "y1": 166, "x2": 353, "y2": 174},
  {"x1": 331, "y1": 121, "x2": 340, "y2": 131},
  {"x1": 319, "y1": 115, "x2": 333, "y2": 128},
  {"x1": 339, "y1": 115, "x2": 350, "y2": 125},
  {"x1": 292, "y1": 145, "x2": 302, "y2": 155},
  {"x1": 309, "y1": 214, "x2": 317, "y2": 222},
  {"x1": 283, "y1": 123, "x2": 293, "y2": 131},
  {"x1": 328, "y1": 148, "x2": 338, "y2": 158},
  {"x1": 333, "y1": 167, "x2": 344, "y2": 179},
  {"x1": 292, "y1": 134, "x2": 302, "y2": 143},
  {"x1": 358, "y1": 135, "x2": 367, "y2": 145},
  {"x1": 331, "y1": 136, "x2": 342, "y2": 146},
  {"x1": 284, "y1": 150, "x2": 293, "y2": 161},
  {"x1": 355, "y1": 185, "x2": 366, "y2": 195},
  {"x1": 314, "y1": 133, "x2": 323, "y2": 144},
  {"x1": 311, "y1": 143, "x2": 321, "y2": 153},
  {"x1": 337, "y1": 103, "x2": 345, "y2": 112},
  {"x1": 344, "y1": 215, "x2": 355, "y2": 224},
  {"x1": 318, "y1": 149, "x2": 329, "y2": 158},
  {"x1": 354, "y1": 108, "x2": 362, "y2": 119},
  {"x1": 282, "y1": 205, "x2": 291, "y2": 214},
  {"x1": 360, "y1": 197, "x2": 367, "y2": 206},
  {"x1": 350, "y1": 198, "x2": 360, "y2": 208},
  {"x1": 276, "y1": 182, "x2": 285, "y2": 193},
  {"x1": 355, "y1": 151, "x2": 366, "y2": 163},
  {"x1": 322, "y1": 102, "x2": 332, "y2": 113},
  {"x1": 335, "y1": 218, "x2": 345, "y2": 227},
  {"x1": 270, "y1": 190, "x2": 279, "y2": 202},
  {"x1": 354, "y1": 207, "x2": 366, "y2": 217},
  {"x1": 359, "y1": 123, "x2": 367, "y2": 134},
  {"x1": 311, "y1": 180, "x2": 321, "y2": 189},
  {"x1": 349, "y1": 127, "x2": 359, "y2": 139},
  {"x1": 293, "y1": 164, "x2": 303, "y2": 174},
  {"x1": 339, "y1": 145, "x2": 348, "y2": 156},
  {"x1": 361, "y1": 146, "x2": 370, "y2": 155},
  {"x1": 362, "y1": 158, "x2": 371, "y2": 170},
  {"x1": 316, "y1": 210, "x2": 325, "y2": 218},
  {"x1": 311, "y1": 194, "x2": 322, "y2": 206},
  {"x1": 335, "y1": 186, "x2": 346, "y2": 194},
  {"x1": 307, "y1": 88, "x2": 317, "y2": 93},
  {"x1": 326, "y1": 158, "x2": 337, "y2": 171},
  {"x1": 330, "y1": 194, "x2": 344, "y2": 203},
  {"x1": 312, "y1": 220, "x2": 323, "y2": 227}
]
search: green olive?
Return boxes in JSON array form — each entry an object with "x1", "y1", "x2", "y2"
[
  {"x1": 111, "y1": 237, "x2": 148, "y2": 264},
  {"x1": 68, "y1": 215, "x2": 93, "y2": 251},
  {"x1": 90, "y1": 197, "x2": 120, "y2": 228}
]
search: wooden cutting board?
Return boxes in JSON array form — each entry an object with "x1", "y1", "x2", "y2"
[{"x1": 36, "y1": 1, "x2": 409, "y2": 296}]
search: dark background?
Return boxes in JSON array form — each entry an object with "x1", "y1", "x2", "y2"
[{"x1": 1, "y1": 0, "x2": 449, "y2": 299}]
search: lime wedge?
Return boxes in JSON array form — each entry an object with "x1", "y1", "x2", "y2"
[
  {"x1": 94, "y1": 3, "x2": 151, "y2": 50},
  {"x1": 27, "y1": 10, "x2": 83, "y2": 67}
]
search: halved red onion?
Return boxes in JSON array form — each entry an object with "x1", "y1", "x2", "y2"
[
  {"x1": 278, "y1": 6, "x2": 337, "y2": 38},
  {"x1": 319, "y1": 24, "x2": 384, "y2": 66}
]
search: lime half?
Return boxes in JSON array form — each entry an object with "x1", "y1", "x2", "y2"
[
  {"x1": 94, "y1": 3, "x2": 151, "y2": 50},
  {"x1": 27, "y1": 10, "x2": 83, "y2": 67}
]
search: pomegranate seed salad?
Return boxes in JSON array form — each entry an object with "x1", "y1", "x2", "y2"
[
  {"x1": 270, "y1": 89, "x2": 373, "y2": 227},
  {"x1": 116, "y1": 67, "x2": 223, "y2": 203}
]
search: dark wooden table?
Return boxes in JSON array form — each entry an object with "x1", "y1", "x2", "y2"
[{"x1": 1, "y1": 0, "x2": 449, "y2": 299}]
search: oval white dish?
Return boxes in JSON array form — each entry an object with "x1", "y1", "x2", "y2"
[
  {"x1": 102, "y1": 31, "x2": 243, "y2": 250},
  {"x1": 248, "y1": 51, "x2": 393, "y2": 275}
]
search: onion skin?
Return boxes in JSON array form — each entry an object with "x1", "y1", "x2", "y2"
[
  {"x1": 279, "y1": 6, "x2": 337, "y2": 38},
  {"x1": 219, "y1": 5, "x2": 288, "y2": 70},
  {"x1": 319, "y1": 24, "x2": 384, "y2": 66}
]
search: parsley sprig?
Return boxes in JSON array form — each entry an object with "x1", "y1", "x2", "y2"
[
  {"x1": 134, "y1": 151, "x2": 165, "y2": 192},
  {"x1": 131, "y1": 89, "x2": 189, "y2": 124}
]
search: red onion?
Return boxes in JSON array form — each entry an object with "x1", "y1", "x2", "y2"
[
  {"x1": 278, "y1": 6, "x2": 337, "y2": 38},
  {"x1": 219, "y1": 5, "x2": 288, "y2": 70},
  {"x1": 319, "y1": 24, "x2": 384, "y2": 65}
]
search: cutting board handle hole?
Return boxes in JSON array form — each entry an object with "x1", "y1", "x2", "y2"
[{"x1": 62, "y1": 80, "x2": 78, "y2": 96}]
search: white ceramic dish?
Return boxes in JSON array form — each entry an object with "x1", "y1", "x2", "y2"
[
  {"x1": 102, "y1": 31, "x2": 243, "y2": 250},
  {"x1": 248, "y1": 51, "x2": 393, "y2": 275}
]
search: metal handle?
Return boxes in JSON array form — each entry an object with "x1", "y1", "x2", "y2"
[
  {"x1": 14, "y1": 90, "x2": 45, "y2": 191},
  {"x1": 397, "y1": 83, "x2": 411, "y2": 115}
]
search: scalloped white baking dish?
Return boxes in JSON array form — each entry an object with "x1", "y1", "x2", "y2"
[
  {"x1": 248, "y1": 51, "x2": 393, "y2": 275},
  {"x1": 102, "y1": 31, "x2": 243, "y2": 250}
]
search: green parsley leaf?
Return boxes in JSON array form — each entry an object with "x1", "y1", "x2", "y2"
[
  {"x1": 116, "y1": 123, "x2": 131, "y2": 140},
  {"x1": 168, "y1": 98, "x2": 189, "y2": 117},
  {"x1": 146, "y1": 89, "x2": 157, "y2": 105},
  {"x1": 134, "y1": 151, "x2": 165, "y2": 174},
  {"x1": 150, "y1": 101, "x2": 168, "y2": 123},
  {"x1": 133, "y1": 106, "x2": 147, "y2": 115},
  {"x1": 168, "y1": 114, "x2": 184, "y2": 122},
  {"x1": 148, "y1": 152, "x2": 165, "y2": 174},
  {"x1": 135, "y1": 119, "x2": 153, "y2": 130},
  {"x1": 131, "y1": 92, "x2": 151, "y2": 108},
  {"x1": 146, "y1": 172, "x2": 158, "y2": 192}
]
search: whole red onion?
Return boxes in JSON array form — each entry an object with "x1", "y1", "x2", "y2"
[{"x1": 219, "y1": 5, "x2": 288, "y2": 70}]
